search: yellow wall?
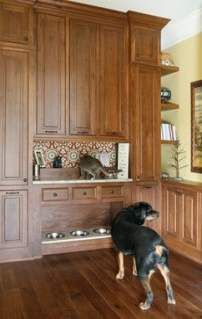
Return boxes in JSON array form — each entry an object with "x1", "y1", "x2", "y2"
[{"x1": 161, "y1": 32, "x2": 202, "y2": 181}]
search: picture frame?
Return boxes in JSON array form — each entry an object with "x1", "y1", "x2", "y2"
[
  {"x1": 34, "y1": 149, "x2": 46, "y2": 168},
  {"x1": 191, "y1": 80, "x2": 202, "y2": 173}
]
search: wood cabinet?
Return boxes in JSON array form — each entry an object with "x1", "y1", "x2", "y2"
[
  {"x1": 133, "y1": 184, "x2": 161, "y2": 233},
  {"x1": 69, "y1": 18, "x2": 98, "y2": 135},
  {"x1": 99, "y1": 24, "x2": 128, "y2": 138},
  {"x1": 131, "y1": 65, "x2": 161, "y2": 184},
  {"x1": 0, "y1": 1, "x2": 33, "y2": 45},
  {"x1": 0, "y1": 190, "x2": 28, "y2": 249},
  {"x1": 36, "y1": 13, "x2": 66, "y2": 135},
  {"x1": 161, "y1": 181, "x2": 202, "y2": 263},
  {"x1": 0, "y1": 48, "x2": 28, "y2": 185}
]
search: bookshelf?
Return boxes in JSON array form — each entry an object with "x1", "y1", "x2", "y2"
[{"x1": 161, "y1": 63, "x2": 179, "y2": 143}]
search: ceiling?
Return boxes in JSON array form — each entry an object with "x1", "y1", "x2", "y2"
[{"x1": 71, "y1": 0, "x2": 202, "y2": 22}]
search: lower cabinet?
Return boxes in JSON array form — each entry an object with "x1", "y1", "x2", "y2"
[
  {"x1": 161, "y1": 182, "x2": 202, "y2": 263},
  {"x1": 133, "y1": 184, "x2": 161, "y2": 233},
  {"x1": 0, "y1": 190, "x2": 28, "y2": 249}
]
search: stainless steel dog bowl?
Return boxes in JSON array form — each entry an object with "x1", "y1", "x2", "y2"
[
  {"x1": 70, "y1": 230, "x2": 89, "y2": 237},
  {"x1": 93, "y1": 227, "x2": 111, "y2": 235},
  {"x1": 46, "y1": 232, "x2": 65, "y2": 239}
]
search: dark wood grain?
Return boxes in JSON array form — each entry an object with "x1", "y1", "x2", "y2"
[{"x1": 0, "y1": 249, "x2": 202, "y2": 318}]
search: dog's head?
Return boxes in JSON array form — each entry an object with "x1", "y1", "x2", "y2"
[{"x1": 128, "y1": 202, "x2": 159, "y2": 225}]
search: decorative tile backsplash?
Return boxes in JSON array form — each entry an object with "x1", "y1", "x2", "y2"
[{"x1": 33, "y1": 140, "x2": 117, "y2": 168}]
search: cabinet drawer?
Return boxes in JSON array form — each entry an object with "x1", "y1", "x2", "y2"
[
  {"x1": 42, "y1": 189, "x2": 69, "y2": 201},
  {"x1": 101, "y1": 186, "x2": 123, "y2": 198},
  {"x1": 72, "y1": 187, "x2": 96, "y2": 200}
]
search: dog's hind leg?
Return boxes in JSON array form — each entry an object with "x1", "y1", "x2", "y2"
[
  {"x1": 139, "y1": 271, "x2": 154, "y2": 310},
  {"x1": 157, "y1": 264, "x2": 176, "y2": 305},
  {"x1": 116, "y1": 252, "x2": 124, "y2": 279},
  {"x1": 133, "y1": 257, "x2": 137, "y2": 276}
]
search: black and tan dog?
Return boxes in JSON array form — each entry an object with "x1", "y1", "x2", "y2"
[{"x1": 111, "y1": 202, "x2": 176, "y2": 310}]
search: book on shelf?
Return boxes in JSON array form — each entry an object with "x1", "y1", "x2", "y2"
[{"x1": 161, "y1": 122, "x2": 177, "y2": 141}]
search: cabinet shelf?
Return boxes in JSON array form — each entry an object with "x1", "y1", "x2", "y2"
[
  {"x1": 161, "y1": 140, "x2": 178, "y2": 144},
  {"x1": 161, "y1": 65, "x2": 179, "y2": 76},
  {"x1": 161, "y1": 102, "x2": 179, "y2": 111}
]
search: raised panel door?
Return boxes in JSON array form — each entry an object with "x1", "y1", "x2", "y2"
[
  {"x1": 182, "y1": 190, "x2": 198, "y2": 248},
  {"x1": 0, "y1": 49, "x2": 28, "y2": 185},
  {"x1": 163, "y1": 188, "x2": 182, "y2": 239},
  {"x1": 99, "y1": 24, "x2": 128, "y2": 138},
  {"x1": 132, "y1": 65, "x2": 160, "y2": 184},
  {"x1": 37, "y1": 13, "x2": 66, "y2": 135},
  {"x1": 0, "y1": 2, "x2": 32, "y2": 45},
  {"x1": 69, "y1": 18, "x2": 98, "y2": 135},
  {"x1": 0, "y1": 190, "x2": 28, "y2": 248}
]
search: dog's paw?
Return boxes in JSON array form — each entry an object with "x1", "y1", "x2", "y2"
[
  {"x1": 139, "y1": 302, "x2": 151, "y2": 311},
  {"x1": 168, "y1": 298, "x2": 176, "y2": 305},
  {"x1": 116, "y1": 272, "x2": 124, "y2": 280}
]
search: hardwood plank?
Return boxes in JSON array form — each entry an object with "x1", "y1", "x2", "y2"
[{"x1": 0, "y1": 249, "x2": 201, "y2": 318}]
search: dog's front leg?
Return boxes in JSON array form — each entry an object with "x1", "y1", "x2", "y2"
[
  {"x1": 133, "y1": 257, "x2": 137, "y2": 276},
  {"x1": 116, "y1": 252, "x2": 124, "y2": 279}
]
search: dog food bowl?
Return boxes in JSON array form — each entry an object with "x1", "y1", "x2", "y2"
[
  {"x1": 93, "y1": 227, "x2": 111, "y2": 235},
  {"x1": 70, "y1": 230, "x2": 89, "y2": 237},
  {"x1": 46, "y1": 232, "x2": 65, "y2": 240}
]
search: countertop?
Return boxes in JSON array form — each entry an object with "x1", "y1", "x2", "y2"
[{"x1": 33, "y1": 178, "x2": 133, "y2": 185}]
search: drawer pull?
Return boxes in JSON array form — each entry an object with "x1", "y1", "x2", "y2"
[
  {"x1": 53, "y1": 193, "x2": 58, "y2": 197},
  {"x1": 111, "y1": 190, "x2": 114, "y2": 194},
  {"x1": 45, "y1": 130, "x2": 58, "y2": 133},
  {"x1": 83, "y1": 191, "x2": 87, "y2": 196},
  {"x1": 6, "y1": 191, "x2": 20, "y2": 195}
]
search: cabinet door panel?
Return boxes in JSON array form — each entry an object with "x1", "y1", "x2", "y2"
[
  {"x1": 37, "y1": 13, "x2": 66, "y2": 135},
  {"x1": 0, "y1": 49, "x2": 28, "y2": 185},
  {"x1": 133, "y1": 66, "x2": 160, "y2": 183},
  {"x1": 182, "y1": 191, "x2": 198, "y2": 247},
  {"x1": 0, "y1": 2, "x2": 32, "y2": 44},
  {"x1": 100, "y1": 25, "x2": 128, "y2": 138},
  {"x1": 0, "y1": 191, "x2": 27, "y2": 248},
  {"x1": 70, "y1": 18, "x2": 98, "y2": 135}
]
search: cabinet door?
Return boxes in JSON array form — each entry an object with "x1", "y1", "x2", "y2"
[
  {"x1": 132, "y1": 65, "x2": 160, "y2": 184},
  {"x1": 134, "y1": 185, "x2": 161, "y2": 233},
  {"x1": 181, "y1": 189, "x2": 199, "y2": 248},
  {"x1": 37, "y1": 13, "x2": 66, "y2": 135},
  {"x1": 0, "y1": 2, "x2": 32, "y2": 45},
  {"x1": 162, "y1": 186, "x2": 182, "y2": 240},
  {"x1": 0, "y1": 49, "x2": 28, "y2": 185},
  {"x1": 99, "y1": 24, "x2": 128, "y2": 138},
  {"x1": 0, "y1": 191, "x2": 27, "y2": 248},
  {"x1": 69, "y1": 18, "x2": 98, "y2": 135}
]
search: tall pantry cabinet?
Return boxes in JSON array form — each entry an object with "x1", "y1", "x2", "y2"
[{"x1": 0, "y1": 0, "x2": 33, "y2": 261}]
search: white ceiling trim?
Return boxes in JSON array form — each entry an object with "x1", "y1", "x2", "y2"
[{"x1": 162, "y1": 8, "x2": 202, "y2": 49}]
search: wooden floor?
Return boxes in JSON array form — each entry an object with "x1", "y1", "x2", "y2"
[{"x1": 0, "y1": 249, "x2": 202, "y2": 319}]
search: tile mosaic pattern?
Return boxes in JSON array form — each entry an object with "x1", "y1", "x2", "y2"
[{"x1": 33, "y1": 140, "x2": 117, "y2": 168}]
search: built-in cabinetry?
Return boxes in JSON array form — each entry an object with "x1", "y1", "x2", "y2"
[
  {"x1": 36, "y1": 9, "x2": 128, "y2": 139},
  {"x1": 0, "y1": 48, "x2": 28, "y2": 185},
  {"x1": 0, "y1": 1, "x2": 33, "y2": 45},
  {"x1": 128, "y1": 12, "x2": 168, "y2": 185},
  {"x1": 0, "y1": 191, "x2": 28, "y2": 249},
  {"x1": 162, "y1": 180, "x2": 202, "y2": 263}
]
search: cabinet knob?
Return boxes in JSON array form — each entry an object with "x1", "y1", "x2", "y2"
[
  {"x1": 23, "y1": 178, "x2": 27, "y2": 182},
  {"x1": 136, "y1": 176, "x2": 140, "y2": 181},
  {"x1": 53, "y1": 193, "x2": 58, "y2": 197},
  {"x1": 83, "y1": 191, "x2": 87, "y2": 196}
]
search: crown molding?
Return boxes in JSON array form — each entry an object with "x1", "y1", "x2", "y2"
[{"x1": 162, "y1": 8, "x2": 202, "y2": 49}]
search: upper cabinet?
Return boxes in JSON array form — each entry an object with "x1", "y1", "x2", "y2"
[
  {"x1": 0, "y1": 49, "x2": 28, "y2": 185},
  {"x1": 99, "y1": 24, "x2": 128, "y2": 138},
  {"x1": 0, "y1": 1, "x2": 33, "y2": 45},
  {"x1": 69, "y1": 18, "x2": 98, "y2": 135},
  {"x1": 35, "y1": 9, "x2": 128, "y2": 139},
  {"x1": 36, "y1": 13, "x2": 66, "y2": 135}
]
